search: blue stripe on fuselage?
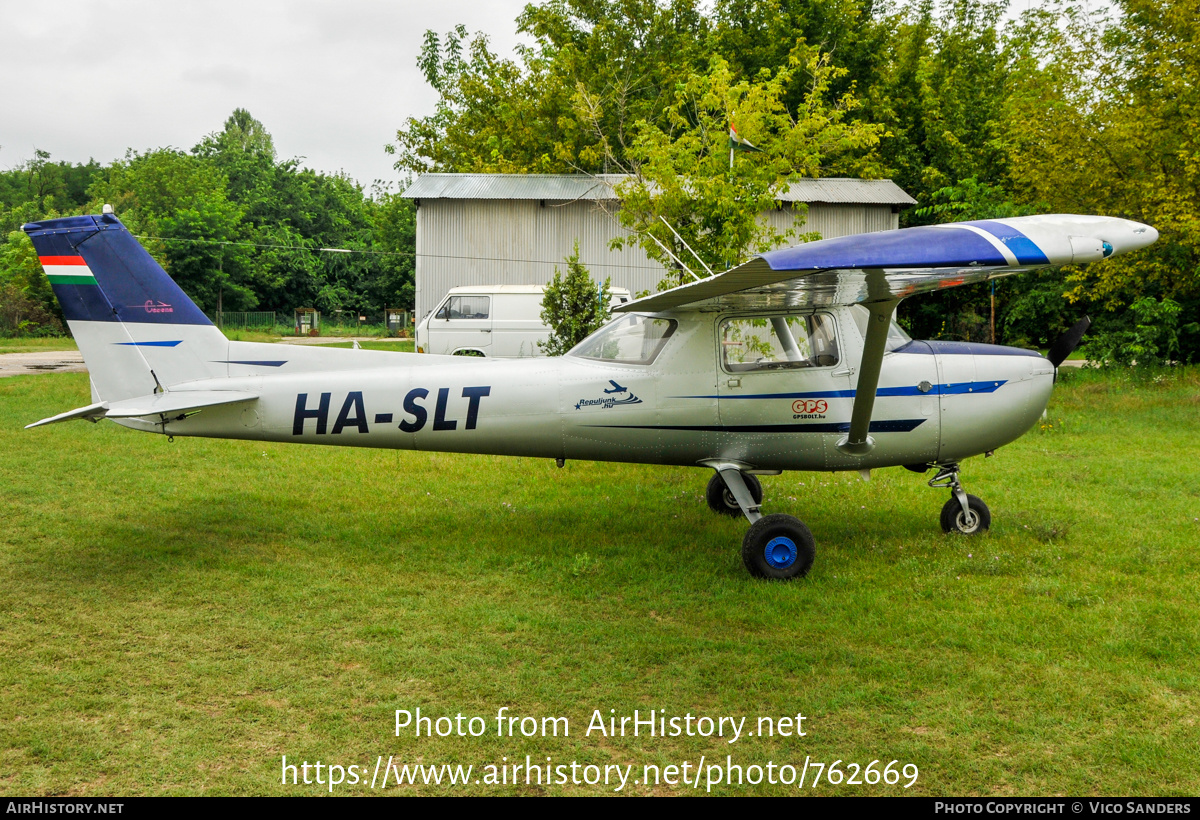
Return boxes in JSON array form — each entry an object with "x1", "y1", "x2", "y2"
[
  {"x1": 583, "y1": 419, "x2": 927, "y2": 434},
  {"x1": 116, "y1": 340, "x2": 182, "y2": 347},
  {"x1": 671, "y1": 379, "x2": 1006, "y2": 401}
]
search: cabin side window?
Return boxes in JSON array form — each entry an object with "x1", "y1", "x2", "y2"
[
  {"x1": 437, "y1": 295, "x2": 490, "y2": 320},
  {"x1": 569, "y1": 315, "x2": 677, "y2": 365},
  {"x1": 847, "y1": 305, "x2": 911, "y2": 352},
  {"x1": 720, "y1": 314, "x2": 840, "y2": 372}
]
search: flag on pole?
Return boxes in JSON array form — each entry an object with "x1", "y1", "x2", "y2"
[
  {"x1": 729, "y1": 123, "x2": 762, "y2": 171},
  {"x1": 728, "y1": 124, "x2": 761, "y2": 153}
]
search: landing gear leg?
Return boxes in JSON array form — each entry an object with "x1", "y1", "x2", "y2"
[
  {"x1": 702, "y1": 463, "x2": 816, "y2": 580},
  {"x1": 706, "y1": 471, "x2": 762, "y2": 517},
  {"x1": 710, "y1": 466, "x2": 762, "y2": 524},
  {"x1": 929, "y1": 463, "x2": 991, "y2": 535}
]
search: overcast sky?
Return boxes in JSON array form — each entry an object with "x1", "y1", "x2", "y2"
[{"x1": 0, "y1": 0, "x2": 531, "y2": 190}]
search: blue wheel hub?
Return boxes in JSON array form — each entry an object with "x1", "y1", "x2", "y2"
[{"x1": 764, "y1": 536, "x2": 798, "y2": 569}]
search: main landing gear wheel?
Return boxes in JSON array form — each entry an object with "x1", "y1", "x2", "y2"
[
  {"x1": 940, "y1": 494, "x2": 991, "y2": 535},
  {"x1": 741, "y1": 514, "x2": 816, "y2": 580},
  {"x1": 706, "y1": 472, "x2": 762, "y2": 516}
]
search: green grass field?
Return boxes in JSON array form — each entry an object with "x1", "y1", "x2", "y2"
[
  {"x1": 313, "y1": 340, "x2": 415, "y2": 352},
  {"x1": 1, "y1": 368, "x2": 1197, "y2": 796},
  {"x1": 0, "y1": 338, "x2": 79, "y2": 355}
]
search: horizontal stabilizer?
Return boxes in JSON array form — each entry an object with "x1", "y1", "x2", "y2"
[
  {"x1": 26, "y1": 391, "x2": 258, "y2": 429},
  {"x1": 24, "y1": 402, "x2": 109, "y2": 428}
]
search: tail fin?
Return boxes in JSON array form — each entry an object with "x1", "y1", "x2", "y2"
[{"x1": 22, "y1": 213, "x2": 229, "y2": 401}]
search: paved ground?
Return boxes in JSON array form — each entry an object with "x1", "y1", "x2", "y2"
[{"x1": 0, "y1": 351, "x2": 87, "y2": 378}]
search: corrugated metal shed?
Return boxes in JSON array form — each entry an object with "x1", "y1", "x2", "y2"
[
  {"x1": 403, "y1": 173, "x2": 916, "y2": 320},
  {"x1": 403, "y1": 174, "x2": 915, "y2": 206}
]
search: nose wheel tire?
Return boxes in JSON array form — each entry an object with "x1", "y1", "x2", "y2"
[
  {"x1": 741, "y1": 514, "x2": 815, "y2": 580},
  {"x1": 940, "y1": 494, "x2": 991, "y2": 535},
  {"x1": 707, "y1": 472, "x2": 763, "y2": 517}
]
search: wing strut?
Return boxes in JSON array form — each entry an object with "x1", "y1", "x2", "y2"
[{"x1": 836, "y1": 298, "x2": 899, "y2": 456}]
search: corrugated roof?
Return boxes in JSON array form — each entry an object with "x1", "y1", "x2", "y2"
[
  {"x1": 403, "y1": 173, "x2": 915, "y2": 206},
  {"x1": 403, "y1": 174, "x2": 625, "y2": 201},
  {"x1": 778, "y1": 178, "x2": 917, "y2": 206}
]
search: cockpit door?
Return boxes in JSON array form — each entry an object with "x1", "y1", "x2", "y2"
[{"x1": 716, "y1": 313, "x2": 851, "y2": 468}]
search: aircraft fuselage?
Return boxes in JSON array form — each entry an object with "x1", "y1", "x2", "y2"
[{"x1": 138, "y1": 307, "x2": 1056, "y2": 473}]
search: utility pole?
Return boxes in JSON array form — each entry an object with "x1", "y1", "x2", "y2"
[{"x1": 990, "y1": 280, "x2": 996, "y2": 344}]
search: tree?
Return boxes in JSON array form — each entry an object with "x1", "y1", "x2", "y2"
[
  {"x1": 868, "y1": 0, "x2": 1014, "y2": 211},
  {"x1": 539, "y1": 242, "x2": 611, "y2": 355},
  {"x1": 1003, "y1": 0, "x2": 1200, "y2": 359},
  {"x1": 390, "y1": 2, "x2": 713, "y2": 174},
  {"x1": 599, "y1": 49, "x2": 883, "y2": 283},
  {"x1": 87, "y1": 149, "x2": 252, "y2": 313}
]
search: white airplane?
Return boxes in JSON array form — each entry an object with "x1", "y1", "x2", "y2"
[{"x1": 23, "y1": 211, "x2": 1157, "y2": 579}]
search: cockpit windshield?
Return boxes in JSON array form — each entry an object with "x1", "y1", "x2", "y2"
[
  {"x1": 568, "y1": 314, "x2": 677, "y2": 365},
  {"x1": 848, "y1": 304, "x2": 912, "y2": 352}
]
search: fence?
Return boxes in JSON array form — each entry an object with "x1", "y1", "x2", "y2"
[{"x1": 211, "y1": 311, "x2": 277, "y2": 330}]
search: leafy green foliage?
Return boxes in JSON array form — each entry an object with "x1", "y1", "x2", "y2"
[
  {"x1": 1004, "y1": 0, "x2": 1200, "y2": 359},
  {"x1": 1083, "y1": 297, "x2": 1198, "y2": 367},
  {"x1": 390, "y1": 3, "x2": 712, "y2": 174},
  {"x1": 605, "y1": 50, "x2": 883, "y2": 280},
  {"x1": 870, "y1": 0, "x2": 1014, "y2": 209},
  {"x1": 538, "y1": 242, "x2": 611, "y2": 355}
]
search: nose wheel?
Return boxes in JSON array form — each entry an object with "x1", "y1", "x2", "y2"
[
  {"x1": 928, "y1": 464, "x2": 991, "y2": 535},
  {"x1": 703, "y1": 463, "x2": 815, "y2": 580},
  {"x1": 940, "y1": 494, "x2": 990, "y2": 534}
]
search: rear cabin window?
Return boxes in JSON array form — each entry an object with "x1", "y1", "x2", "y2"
[
  {"x1": 720, "y1": 314, "x2": 840, "y2": 372},
  {"x1": 436, "y1": 295, "x2": 490, "y2": 320}
]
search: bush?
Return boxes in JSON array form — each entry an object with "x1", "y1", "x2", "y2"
[
  {"x1": 1082, "y1": 297, "x2": 1197, "y2": 367},
  {"x1": 0, "y1": 282, "x2": 64, "y2": 337},
  {"x1": 538, "y1": 242, "x2": 611, "y2": 356}
]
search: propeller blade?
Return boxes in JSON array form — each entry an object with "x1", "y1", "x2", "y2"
[{"x1": 1046, "y1": 316, "x2": 1092, "y2": 367}]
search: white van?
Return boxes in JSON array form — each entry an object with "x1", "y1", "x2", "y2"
[{"x1": 415, "y1": 285, "x2": 631, "y2": 357}]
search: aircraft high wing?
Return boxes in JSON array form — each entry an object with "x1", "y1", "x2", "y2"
[{"x1": 21, "y1": 212, "x2": 1157, "y2": 580}]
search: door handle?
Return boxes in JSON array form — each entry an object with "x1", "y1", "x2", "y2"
[
  {"x1": 832, "y1": 367, "x2": 854, "y2": 377},
  {"x1": 726, "y1": 378, "x2": 741, "y2": 388}
]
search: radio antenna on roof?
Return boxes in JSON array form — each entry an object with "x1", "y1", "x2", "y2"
[
  {"x1": 643, "y1": 230, "x2": 702, "y2": 282},
  {"x1": 660, "y1": 216, "x2": 714, "y2": 277}
]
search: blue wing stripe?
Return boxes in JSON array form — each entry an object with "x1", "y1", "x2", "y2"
[{"x1": 973, "y1": 220, "x2": 1050, "y2": 265}]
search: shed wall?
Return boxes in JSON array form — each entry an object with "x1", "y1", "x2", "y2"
[{"x1": 414, "y1": 199, "x2": 899, "y2": 319}]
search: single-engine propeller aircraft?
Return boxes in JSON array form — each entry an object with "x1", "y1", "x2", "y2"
[{"x1": 22, "y1": 212, "x2": 1157, "y2": 579}]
